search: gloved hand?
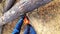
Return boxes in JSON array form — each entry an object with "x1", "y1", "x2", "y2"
[{"x1": 12, "y1": 15, "x2": 25, "y2": 34}]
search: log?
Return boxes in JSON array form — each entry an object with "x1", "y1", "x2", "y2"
[
  {"x1": 3, "y1": 0, "x2": 16, "y2": 13},
  {"x1": 0, "y1": 0, "x2": 51, "y2": 26}
]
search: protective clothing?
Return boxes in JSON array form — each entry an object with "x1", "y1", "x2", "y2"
[{"x1": 12, "y1": 15, "x2": 36, "y2": 34}]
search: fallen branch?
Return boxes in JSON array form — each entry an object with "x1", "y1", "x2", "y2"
[{"x1": 0, "y1": 0, "x2": 51, "y2": 26}]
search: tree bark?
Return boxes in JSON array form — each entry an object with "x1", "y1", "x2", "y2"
[
  {"x1": 3, "y1": 0, "x2": 16, "y2": 13},
  {"x1": 0, "y1": 0, "x2": 51, "y2": 26}
]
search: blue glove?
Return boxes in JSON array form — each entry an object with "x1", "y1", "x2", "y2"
[
  {"x1": 12, "y1": 15, "x2": 24, "y2": 34},
  {"x1": 24, "y1": 24, "x2": 36, "y2": 34}
]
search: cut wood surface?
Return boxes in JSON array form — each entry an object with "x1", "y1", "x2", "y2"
[
  {"x1": 2, "y1": 0, "x2": 60, "y2": 34},
  {"x1": 0, "y1": 0, "x2": 51, "y2": 26}
]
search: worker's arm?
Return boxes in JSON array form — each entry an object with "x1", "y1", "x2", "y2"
[
  {"x1": 30, "y1": 24, "x2": 36, "y2": 34},
  {"x1": 12, "y1": 15, "x2": 24, "y2": 34},
  {"x1": 24, "y1": 24, "x2": 36, "y2": 34},
  {"x1": 24, "y1": 24, "x2": 30, "y2": 34}
]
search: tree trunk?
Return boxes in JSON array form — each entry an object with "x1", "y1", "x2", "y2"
[{"x1": 0, "y1": 0, "x2": 51, "y2": 26}]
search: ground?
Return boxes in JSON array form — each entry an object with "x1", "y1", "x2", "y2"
[{"x1": 0, "y1": 0, "x2": 60, "y2": 34}]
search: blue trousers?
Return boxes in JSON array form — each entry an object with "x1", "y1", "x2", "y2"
[{"x1": 12, "y1": 16, "x2": 36, "y2": 34}]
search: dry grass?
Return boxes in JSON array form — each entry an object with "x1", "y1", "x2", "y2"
[{"x1": 0, "y1": 0, "x2": 60, "y2": 34}]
